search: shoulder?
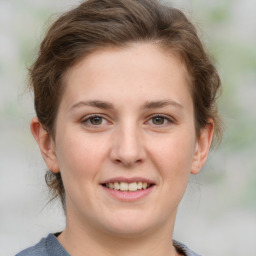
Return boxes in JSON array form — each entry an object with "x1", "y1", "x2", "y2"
[
  {"x1": 173, "y1": 240, "x2": 202, "y2": 256},
  {"x1": 15, "y1": 236, "x2": 48, "y2": 256},
  {"x1": 15, "y1": 233, "x2": 69, "y2": 256}
]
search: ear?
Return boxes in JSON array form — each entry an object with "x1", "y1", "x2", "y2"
[
  {"x1": 191, "y1": 120, "x2": 214, "y2": 175},
  {"x1": 30, "y1": 117, "x2": 60, "y2": 173}
]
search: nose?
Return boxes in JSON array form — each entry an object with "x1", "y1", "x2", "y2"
[{"x1": 109, "y1": 123, "x2": 146, "y2": 167}]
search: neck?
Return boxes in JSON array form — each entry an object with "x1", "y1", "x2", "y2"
[{"x1": 58, "y1": 211, "x2": 179, "y2": 256}]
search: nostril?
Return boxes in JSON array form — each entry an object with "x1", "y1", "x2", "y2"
[
  {"x1": 114, "y1": 158, "x2": 143, "y2": 167},
  {"x1": 113, "y1": 159, "x2": 124, "y2": 165},
  {"x1": 109, "y1": 134, "x2": 146, "y2": 166}
]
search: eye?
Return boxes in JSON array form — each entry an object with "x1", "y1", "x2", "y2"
[
  {"x1": 151, "y1": 116, "x2": 166, "y2": 125},
  {"x1": 82, "y1": 115, "x2": 108, "y2": 126},
  {"x1": 147, "y1": 115, "x2": 173, "y2": 126},
  {"x1": 89, "y1": 116, "x2": 104, "y2": 125}
]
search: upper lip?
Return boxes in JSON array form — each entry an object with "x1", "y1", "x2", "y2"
[{"x1": 101, "y1": 177, "x2": 155, "y2": 185}]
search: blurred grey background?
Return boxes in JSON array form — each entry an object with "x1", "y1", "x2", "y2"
[{"x1": 0, "y1": 0, "x2": 256, "y2": 255}]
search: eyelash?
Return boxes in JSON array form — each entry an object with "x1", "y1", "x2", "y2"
[
  {"x1": 81, "y1": 114, "x2": 108, "y2": 127},
  {"x1": 146, "y1": 114, "x2": 174, "y2": 126},
  {"x1": 81, "y1": 114, "x2": 175, "y2": 128}
]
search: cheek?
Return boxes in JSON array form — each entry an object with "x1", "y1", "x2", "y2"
[
  {"x1": 147, "y1": 132, "x2": 196, "y2": 177},
  {"x1": 55, "y1": 132, "x2": 110, "y2": 180},
  {"x1": 54, "y1": 137, "x2": 104, "y2": 207}
]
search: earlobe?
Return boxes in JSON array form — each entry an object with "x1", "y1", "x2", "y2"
[
  {"x1": 30, "y1": 117, "x2": 60, "y2": 173},
  {"x1": 191, "y1": 121, "x2": 214, "y2": 175}
]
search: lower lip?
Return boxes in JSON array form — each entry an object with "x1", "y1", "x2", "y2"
[{"x1": 101, "y1": 185, "x2": 154, "y2": 202}]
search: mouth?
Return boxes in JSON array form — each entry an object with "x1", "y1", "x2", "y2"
[
  {"x1": 102, "y1": 181, "x2": 154, "y2": 192},
  {"x1": 100, "y1": 178, "x2": 155, "y2": 201}
]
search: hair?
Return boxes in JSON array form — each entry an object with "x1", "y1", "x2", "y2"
[{"x1": 29, "y1": 0, "x2": 222, "y2": 209}]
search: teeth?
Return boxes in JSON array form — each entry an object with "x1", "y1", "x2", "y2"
[
  {"x1": 142, "y1": 182, "x2": 147, "y2": 189},
  {"x1": 114, "y1": 182, "x2": 120, "y2": 190},
  {"x1": 128, "y1": 182, "x2": 137, "y2": 191},
  {"x1": 120, "y1": 182, "x2": 128, "y2": 191},
  {"x1": 105, "y1": 181, "x2": 151, "y2": 191},
  {"x1": 137, "y1": 181, "x2": 142, "y2": 190}
]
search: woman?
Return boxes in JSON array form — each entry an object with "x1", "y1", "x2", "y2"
[{"x1": 16, "y1": 0, "x2": 222, "y2": 255}]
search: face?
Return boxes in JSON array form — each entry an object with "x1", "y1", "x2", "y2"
[{"x1": 33, "y1": 43, "x2": 212, "y2": 237}]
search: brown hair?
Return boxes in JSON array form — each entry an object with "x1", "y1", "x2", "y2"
[{"x1": 29, "y1": 0, "x2": 222, "y2": 208}]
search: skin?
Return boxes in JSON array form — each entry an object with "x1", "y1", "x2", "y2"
[{"x1": 31, "y1": 43, "x2": 213, "y2": 256}]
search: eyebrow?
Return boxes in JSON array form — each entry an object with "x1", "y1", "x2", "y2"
[
  {"x1": 142, "y1": 100, "x2": 184, "y2": 110},
  {"x1": 70, "y1": 99, "x2": 183, "y2": 111},
  {"x1": 70, "y1": 100, "x2": 114, "y2": 111}
]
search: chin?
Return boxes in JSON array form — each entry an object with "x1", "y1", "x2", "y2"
[
  {"x1": 105, "y1": 223, "x2": 153, "y2": 238},
  {"x1": 99, "y1": 209, "x2": 161, "y2": 237}
]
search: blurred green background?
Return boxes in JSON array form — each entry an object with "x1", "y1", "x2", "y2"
[{"x1": 0, "y1": 0, "x2": 255, "y2": 255}]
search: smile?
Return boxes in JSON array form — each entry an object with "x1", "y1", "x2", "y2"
[
  {"x1": 104, "y1": 181, "x2": 152, "y2": 192},
  {"x1": 101, "y1": 178, "x2": 155, "y2": 201}
]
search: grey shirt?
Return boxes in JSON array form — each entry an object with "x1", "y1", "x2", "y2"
[{"x1": 16, "y1": 233, "x2": 201, "y2": 256}]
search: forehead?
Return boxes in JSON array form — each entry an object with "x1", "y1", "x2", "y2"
[{"x1": 61, "y1": 43, "x2": 193, "y2": 109}]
